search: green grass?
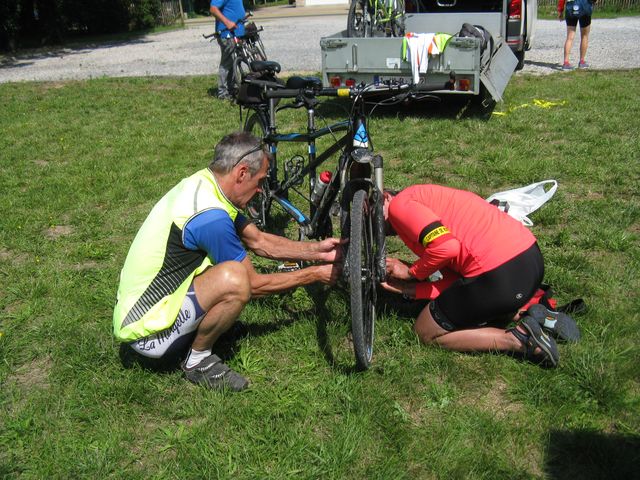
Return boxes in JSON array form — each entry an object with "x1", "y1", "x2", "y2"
[{"x1": 1, "y1": 70, "x2": 639, "y2": 478}]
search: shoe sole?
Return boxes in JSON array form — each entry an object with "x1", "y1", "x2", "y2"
[
  {"x1": 521, "y1": 318, "x2": 559, "y2": 368},
  {"x1": 529, "y1": 304, "x2": 581, "y2": 343}
]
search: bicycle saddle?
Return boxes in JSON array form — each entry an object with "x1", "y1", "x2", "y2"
[
  {"x1": 285, "y1": 76, "x2": 322, "y2": 90},
  {"x1": 250, "y1": 60, "x2": 281, "y2": 74}
]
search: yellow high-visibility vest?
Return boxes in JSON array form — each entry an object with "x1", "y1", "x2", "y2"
[{"x1": 113, "y1": 168, "x2": 240, "y2": 342}]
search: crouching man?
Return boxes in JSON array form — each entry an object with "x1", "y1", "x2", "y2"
[{"x1": 114, "y1": 132, "x2": 341, "y2": 391}]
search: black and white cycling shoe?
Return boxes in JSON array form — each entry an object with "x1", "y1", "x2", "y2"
[
  {"x1": 527, "y1": 304, "x2": 581, "y2": 343},
  {"x1": 509, "y1": 316, "x2": 560, "y2": 368}
]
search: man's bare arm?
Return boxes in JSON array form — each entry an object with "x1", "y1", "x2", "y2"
[
  {"x1": 240, "y1": 221, "x2": 342, "y2": 263},
  {"x1": 240, "y1": 257, "x2": 339, "y2": 297}
]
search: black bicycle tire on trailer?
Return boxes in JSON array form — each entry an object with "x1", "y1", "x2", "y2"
[
  {"x1": 349, "y1": 189, "x2": 376, "y2": 370},
  {"x1": 347, "y1": 0, "x2": 368, "y2": 38}
]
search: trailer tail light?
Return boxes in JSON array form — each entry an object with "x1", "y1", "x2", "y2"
[
  {"x1": 330, "y1": 76, "x2": 342, "y2": 87},
  {"x1": 509, "y1": 0, "x2": 521, "y2": 19},
  {"x1": 457, "y1": 78, "x2": 470, "y2": 91},
  {"x1": 345, "y1": 78, "x2": 356, "y2": 88}
]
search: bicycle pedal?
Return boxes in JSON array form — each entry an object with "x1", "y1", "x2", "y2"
[{"x1": 277, "y1": 262, "x2": 301, "y2": 273}]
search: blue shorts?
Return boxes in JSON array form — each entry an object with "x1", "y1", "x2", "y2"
[{"x1": 566, "y1": 15, "x2": 591, "y2": 28}]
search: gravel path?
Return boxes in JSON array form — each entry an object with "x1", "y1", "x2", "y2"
[{"x1": 1, "y1": 16, "x2": 639, "y2": 83}]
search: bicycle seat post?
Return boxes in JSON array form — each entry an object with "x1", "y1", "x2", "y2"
[{"x1": 268, "y1": 98, "x2": 277, "y2": 132}]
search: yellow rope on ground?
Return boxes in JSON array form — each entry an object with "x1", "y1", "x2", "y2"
[{"x1": 492, "y1": 99, "x2": 567, "y2": 116}]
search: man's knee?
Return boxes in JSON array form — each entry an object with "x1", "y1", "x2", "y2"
[
  {"x1": 199, "y1": 261, "x2": 251, "y2": 304},
  {"x1": 219, "y1": 261, "x2": 251, "y2": 302}
]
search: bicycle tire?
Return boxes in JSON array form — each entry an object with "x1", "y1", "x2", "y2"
[
  {"x1": 347, "y1": 0, "x2": 368, "y2": 38},
  {"x1": 349, "y1": 189, "x2": 376, "y2": 370},
  {"x1": 243, "y1": 112, "x2": 270, "y2": 226},
  {"x1": 251, "y1": 39, "x2": 267, "y2": 62},
  {"x1": 231, "y1": 57, "x2": 251, "y2": 98},
  {"x1": 244, "y1": 111, "x2": 305, "y2": 243}
]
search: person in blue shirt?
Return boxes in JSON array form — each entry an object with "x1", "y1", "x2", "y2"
[
  {"x1": 115, "y1": 132, "x2": 343, "y2": 391},
  {"x1": 210, "y1": 0, "x2": 246, "y2": 99}
]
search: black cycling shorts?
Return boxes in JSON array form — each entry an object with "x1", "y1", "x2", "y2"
[
  {"x1": 429, "y1": 243, "x2": 544, "y2": 331},
  {"x1": 566, "y1": 15, "x2": 591, "y2": 28}
]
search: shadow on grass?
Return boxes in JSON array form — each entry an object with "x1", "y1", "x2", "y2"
[
  {"x1": 525, "y1": 59, "x2": 566, "y2": 72},
  {"x1": 313, "y1": 93, "x2": 495, "y2": 123},
  {"x1": 302, "y1": 284, "x2": 361, "y2": 375},
  {"x1": 545, "y1": 429, "x2": 640, "y2": 480},
  {"x1": 118, "y1": 314, "x2": 296, "y2": 374},
  {"x1": 378, "y1": 290, "x2": 429, "y2": 319},
  {"x1": 1, "y1": 32, "x2": 155, "y2": 68}
]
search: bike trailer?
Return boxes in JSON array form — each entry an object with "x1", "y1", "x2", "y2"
[{"x1": 321, "y1": 30, "x2": 516, "y2": 102}]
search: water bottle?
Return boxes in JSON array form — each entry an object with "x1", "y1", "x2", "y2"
[{"x1": 311, "y1": 171, "x2": 332, "y2": 205}]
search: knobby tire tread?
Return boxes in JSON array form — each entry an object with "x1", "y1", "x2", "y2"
[{"x1": 349, "y1": 189, "x2": 375, "y2": 370}]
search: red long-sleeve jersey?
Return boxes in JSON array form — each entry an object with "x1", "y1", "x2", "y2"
[
  {"x1": 388, "y1": 184, "x2": 536, "y2": 283},
  {"x1": 558, "y1": 0, "x2": 566, "y2": 15}
]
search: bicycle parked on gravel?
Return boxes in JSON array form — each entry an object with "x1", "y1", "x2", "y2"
[
  {"x1": 203, "y1": 16, "x2": 268, "y2": 99},
  {"x1": 347, "y1": 0, "x2": 405, "y2": 38},
  {"x1": 234, "y1": 62, "x2": 449, "y2": 369}
]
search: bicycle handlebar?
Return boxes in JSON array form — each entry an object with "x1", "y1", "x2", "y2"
[
  {"x1": 202, "y1": 13, "x2": 264, "y2": 40},
  {"x1": 264, "y1": 87, "x2": 353, "y2": 99}
]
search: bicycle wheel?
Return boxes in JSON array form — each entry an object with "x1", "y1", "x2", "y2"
[
  {"x1": 391, "y1": 0, "x2": 405, "y2": 37},
  {"x1": 231, "y1": 57, "x2": 251, "y2": 98},
  {"x1": 243, "y1": 112, "x2": 270, "y2": 226},
  {"x1": 349, "y1": 189, "x2": 376, "y2": 370},
  {"x1": 251, "y1": 39, "x2": 267, "y2": 62},
  {"x1": 347, "y1": 0, "x2": 368, "y2": 38}
]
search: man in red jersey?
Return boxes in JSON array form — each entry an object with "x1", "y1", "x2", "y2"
[{"x1": 382, "y1": 185, "x2": 560, "y2": 367}]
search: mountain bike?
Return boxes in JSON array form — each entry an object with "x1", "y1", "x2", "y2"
[
  {"x1": 203, "y1": 16, "x2": 268, "y2": 99},
  {"x1": 238, "y1": 65, "x2": 456, "y2": 368},
  {"x1": 347, "y1": 0, "x2": 405, "y2": 38},
  {"x1": 239, "y1": 71, "x2": 399, "y2": 370}
]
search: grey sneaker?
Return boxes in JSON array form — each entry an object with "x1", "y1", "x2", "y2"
[
  {"x1": 527, "y1": 304, "x2": 581, "y2": 343},
  {"x1": 509, "y1": 316, "x2": 560, "y2": 368},
  {"x1": 182, "y1": 354, "x2": 249, "y2": 391},
  {"x1": 562, "y1": 62, "x2": 573, "y2": 71},
  {"x1": 578, "y1": 61, "x2": 590, "y2": 69}
]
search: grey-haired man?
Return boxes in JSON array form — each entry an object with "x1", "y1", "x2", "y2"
[{"x1": 114, "y1": 132, "x2": 342, "y2": 390}]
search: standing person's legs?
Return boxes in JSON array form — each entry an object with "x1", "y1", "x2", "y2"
[
  {"x1": 579, "y1": 20, "x2": 591, "y2": 65},
  {"x1": 216, "y1": 37, "x2": 235, "y2": 98},
  {"x1": 563, "y1": 24, "x2": 577, "y2": 66}
]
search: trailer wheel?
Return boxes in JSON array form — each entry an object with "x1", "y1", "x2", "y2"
[{"x1": 515, "y1": 50, "x2": 525, "y2": 71}]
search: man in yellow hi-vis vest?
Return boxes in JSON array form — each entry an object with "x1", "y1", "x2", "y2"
[{"x1": 114, "y1": 132, "x2": 342, "y2": 391}]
